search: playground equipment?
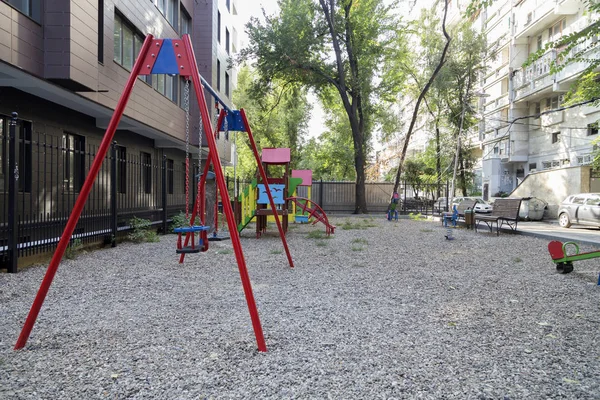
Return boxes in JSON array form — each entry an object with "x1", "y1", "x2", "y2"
[
  {"x1": 387, "y1": 192, "x2": 400, "y2": 221},
  {"x1": 548, "y1": 241, "x2": 600, "y2": 282},
  {"x1": 13, "y1": 34, "x2": 288, "y2": 352},
  {"x1": 236, "y1": 157, "x2": 335, "y2": 236}
]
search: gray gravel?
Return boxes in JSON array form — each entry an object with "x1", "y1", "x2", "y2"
[{"x1": 1, "y1": 216, "x2": 599, "y2": 399}]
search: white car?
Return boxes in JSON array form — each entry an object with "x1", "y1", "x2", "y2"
[{"x1": 451, "y1": 197, "x2": 493, "y2": 213}]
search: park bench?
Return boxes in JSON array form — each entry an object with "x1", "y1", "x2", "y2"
[
  {"x1": 475, "y1": 198, "x2": 522, "y2": 236},
  {"x1": 441, "y1": 199, "x2": 477, "y2": 227}
]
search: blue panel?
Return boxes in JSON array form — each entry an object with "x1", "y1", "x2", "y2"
[
  {"x1": 220, "y1": 110, "x2": 246, "y2": 132},
  {"x1": 257, "y1": 184, "x2": 285, "y2": 205},
  {"x1": 151, "y1": 40, "x2": 180, "y2": 75}
]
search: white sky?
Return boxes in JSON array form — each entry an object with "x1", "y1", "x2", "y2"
[{"x1": 235, "y1": 1, "x2": 326, "y2": 141}]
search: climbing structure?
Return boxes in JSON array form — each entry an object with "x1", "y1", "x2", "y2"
[{"x1": 13, "y1": 34, "x2": 285, "y2": 353}]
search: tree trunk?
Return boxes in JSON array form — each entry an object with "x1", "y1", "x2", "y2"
[
  {"x1": 435, "y1": 124, "x2": 441, "y2": 198},
  {"x1": 391, "y1": 0, "x2": 451, "y2": 204}
]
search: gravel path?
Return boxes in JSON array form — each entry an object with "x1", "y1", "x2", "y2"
[{"x1": 1, "y1": 216, "x2": 599, "y2": 399}]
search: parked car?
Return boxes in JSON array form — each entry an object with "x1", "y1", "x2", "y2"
[
  {"x1": 451, "y1": 197, "x2": 493, "y2": 213},
  {"x1": 434, "y1": 197, "x2": 449, "y2": 213},
  {"x1": 557, "y1": 193, "x2": 600, "y2": 228}
]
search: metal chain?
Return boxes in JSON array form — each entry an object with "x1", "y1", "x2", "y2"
[
  {"x1": 184, "y1": 79, "x2": 190, "y2": 221},
  {"x1": 197, "y1": 104, "x2": 203, "y2": 217},
  {"x1": 224, "y1": 110, "x2": 229, "y2": 141}
]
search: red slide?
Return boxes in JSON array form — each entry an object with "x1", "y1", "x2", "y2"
[{"x1": 287, "y1": 197, "x2": 336, "y2": 235}]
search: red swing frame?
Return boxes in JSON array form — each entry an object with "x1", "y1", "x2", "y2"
[{"x1": 13, "y1": 34, "x2": 293, "y2": 353}]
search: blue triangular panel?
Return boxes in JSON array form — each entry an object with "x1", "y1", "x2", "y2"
[
  {"x1": 151, "y1": 40, "x2": 180, "y2": 75},
  {"x1": 220, "y1": 110, "x2": 246, "y2": 132}
]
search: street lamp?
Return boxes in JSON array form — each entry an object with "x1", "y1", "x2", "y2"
[{"x1": 449, "y1": 91, "x2": 489, "y2": 202}]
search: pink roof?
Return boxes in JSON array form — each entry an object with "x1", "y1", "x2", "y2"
[
  {"x1": 292, "y1": 170, "x2": 312, "y2": 186},
  {"x1": 261, "y1": 148, "x2": 291, "y2": 164}
]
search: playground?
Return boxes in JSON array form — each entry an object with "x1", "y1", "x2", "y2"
[{"x1": 1, "y1": 217, "x2": 599, "y2": 399}]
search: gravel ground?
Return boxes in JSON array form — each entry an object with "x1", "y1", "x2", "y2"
[{"x1": 1, "y1": 215, "x2": 599, "y2": 399}]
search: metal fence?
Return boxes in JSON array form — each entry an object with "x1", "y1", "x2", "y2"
[{"x1": 0, "y1": 114, "x2": 203, "y2": 272}]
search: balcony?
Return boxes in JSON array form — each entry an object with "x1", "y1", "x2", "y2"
[
  {"x1": 483, "y1": 93, "x2": 509, "y2": 113},
  {"x1": 513, "y1": 0, "x2": 579, "y2": 42},
  {"x1": 554, "y1": 38, "x2": 600, "y2": 84},
  {"x1": 512, "y1": 49, "x2": 556, "y2": 100}
]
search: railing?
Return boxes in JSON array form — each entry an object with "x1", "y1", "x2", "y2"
[{"x1": 0, "y1": 115, "x2": 227, "y2": 272}]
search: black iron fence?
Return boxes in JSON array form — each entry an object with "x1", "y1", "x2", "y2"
[{"x1": 0, "y1": 113, "x2": 208, "y2": 272}]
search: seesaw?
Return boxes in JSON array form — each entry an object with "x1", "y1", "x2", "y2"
[{"x1": 548, "y1": 240, "x2": 600, "y2": 278}]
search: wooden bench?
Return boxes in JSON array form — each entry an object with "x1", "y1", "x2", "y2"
[
  {"x1": 475, "y1": 198, "x2": 522, "y2": 236},
  {"x1": 441, "y1": 200, "x2": 477, "y2": 226}
]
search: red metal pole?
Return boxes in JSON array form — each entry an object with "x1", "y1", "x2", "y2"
[
  {"x1": 183, "y1": 35, "x2": 267, "y2": 352},
  {"x1": 240, "y1": 109, "x2": 295, "y2": 269},
  {"x1": 14, "y1": 35, "x2": 156, "y2": 350}
]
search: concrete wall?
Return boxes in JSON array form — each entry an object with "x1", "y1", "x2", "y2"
[{"x1": 510, "y1": 166, "x2": 592, "y2": 217}]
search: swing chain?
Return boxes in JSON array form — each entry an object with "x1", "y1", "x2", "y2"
[{"x1": 184, "y1": 79, "x2": 190, "y2": 221}]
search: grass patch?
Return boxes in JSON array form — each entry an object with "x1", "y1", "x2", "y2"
[
  {"x1": 65, "y1": 239, "x2": 84, "y2": 260},
  {"x1": 270, "y1": 249, "x2": 283, "y2": 255},
  {"x1": 420, "y1": 228, "x2": 434, "y2": 233},
  {"x1": 307, "y1": 230, "x2": 332, "y2": 239},
  {"x1": 351, "y1": 238, "x2": 368, "y2": 245},
  {"x1": 340, "y1": 218, "x2": 378, "y2": 230},
  {"x1": 216, "y1": 249, "x2": 233, "y2": 255},
  {"x1": 408, "y1": 212, "x2": 424, "y2": 221},
  {"x1": 351, "y1": 245, "x2": 365, "y2": 252},
  {"x1": 513, "y1": 257, "x2": 523, "y2": 263},
  {"x1": 316, "y1": 240, "x2": 328, "y2": 247}
]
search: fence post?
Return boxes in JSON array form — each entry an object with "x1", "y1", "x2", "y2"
[
  {"x1": 319, "y1": 179, "x2": 323, "y2": 209},
  {"x1": 403, "y1": 181, "x2": 407, "y2": 213},
  {"x1": 109, "y1": 141, "x2": 118, "y2": 247},
  {"x1": 6, "y1": 112, "x2": 18, "y2": 273},
  {"x1": 162, "y1": 154, "x2": 168, "y2": 234}
]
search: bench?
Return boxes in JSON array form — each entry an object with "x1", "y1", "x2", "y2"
[
  {"x1": 441, "y1": 200, "x2": 477, "y2": 227},
  {"x1": 475, "y1": 198, "x2": 522, "y2": 236}
]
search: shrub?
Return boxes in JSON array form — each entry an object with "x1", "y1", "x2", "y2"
[
  {"x1": 170, "y1": 212, "x2": 190, "y2": 232},
  {"x1": 65, "y1": 238, "x2": 84, "y2": 260},
  {"x1": 128, "y1": 217, "x2": 158, "y2": 243}
]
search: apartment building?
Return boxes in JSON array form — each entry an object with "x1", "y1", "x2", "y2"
[
  {"x1": 479, "y1": 0, "x2": 599, "y2": 200},
  {"x1": 0, "y1": 0, "x2": 239, "y2": 269}
]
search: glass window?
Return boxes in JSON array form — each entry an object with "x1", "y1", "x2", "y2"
[
  {"x1": 572, "y1": 196, "x2": 585, "y2": 205},
  {"x1": 552, "y1": 132, "x2": 561, "y2": 144},
  {"x1": 180, "y1": 8, "x2": 191, "y2": 35},
  {"x1": 116, "y1": 145, "x2": 127, "y2": 194},
  {"x1": 122, "y1": 24, "x2": 134, "y2": 70},
  {"x1": 588, "y1": 123, "x2": 598, "y2": 136},
  {"x1": 4, "y1": 0, "x2": 41, "y2": 22},
  {"x1": 167, "y1": 0, "x2": 177, "y2": 29},
  {"x1": 217, "y1": 60, "x2": 221, "y2": 90},
  {"x1": 114, "y1": 16, "x2": 122, "y2": 65},
  {"x1": 0, "y1": 117, "x2": 5, "y2": 190},
  {"x1": 226, "y1": 28, "x2": 230, "y2": 54},
  {"x1": 114, "y1": 13, "x2": 144, "y2": 71},
  {"x1": 585, "y1": 196, "x2": 600, "y2": 206},
  {"x1": 62, "y1": 133, "x2": 86, "y2": 192},
  {"x1": 141, "y1": 152, "x2": 152, "y2": 194},
  {"x1": 167, "y1": 159, "x2": 174, "y2": 194},
  {"x1": 225, "y1": 72, "x2": 230, "y2": 97}
]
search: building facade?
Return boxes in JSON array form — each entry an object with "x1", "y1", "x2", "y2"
[
  {"x1": 478, "y1": 0, "x2": 599, "y2": 198},
  {"x1": 0, "y1": 0, "x2": 239, "y2": 270}
]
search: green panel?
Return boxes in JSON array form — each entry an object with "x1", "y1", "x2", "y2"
[{"x1": 288, "y1": 177, "x2": 302, "y2": 197}]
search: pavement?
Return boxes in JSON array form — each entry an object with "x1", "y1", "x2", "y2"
[{"x1": 509, "y1": 219, "x2": 600, "y2": 247}]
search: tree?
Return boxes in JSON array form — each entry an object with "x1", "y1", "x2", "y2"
[
  {"x1": 231, "y1": 66, "x2": 311, "y2": 180},
  {"x1": 390, "y1": 0, "x2": 451, "y2": 206},
  {"x1": 241, "y1": 0, "x2": 408, "y2": 213}
]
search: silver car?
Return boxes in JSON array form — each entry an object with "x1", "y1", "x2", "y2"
[{"x1": 557, "y1": 193, "x2": 600, "y2": 228}]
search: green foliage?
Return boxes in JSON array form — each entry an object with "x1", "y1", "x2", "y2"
[
  {"x1": 128, "y1": 217, "x2": 159, "y2": 243},
  {"x1": 65, "y1": 238, "x2": 84, "y2": 260},
  {"x1": 241, "y1": 0, "x2": 409, "y2": 210},
  {"x1": 351, "y1": 238, "x2": 368, "y2": 245},
  {"x1": 340, "y1": 218, "x2": 378, "y2": 230},
  {"x1": 270, "y1": 249, "x2": 283, "y2": 255},
  {"x1": 408, "y1": 212, "x2": 423, "y2": 220},
  {"x1": 316, "y1": 240, "x2": 328, "y2": 247},
  {"x1": 170, "y1": 212, "x2": 190, "y2": 232},
  {"x1": 307, "y1": 230, "x2": 330, "y2": 239}
]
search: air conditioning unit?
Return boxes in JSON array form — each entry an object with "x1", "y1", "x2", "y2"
[{"x1": 500, "y1": 157, "x2": 510, "y2": 163}]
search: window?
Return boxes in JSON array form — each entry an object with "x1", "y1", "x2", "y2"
[
  {"x1": 577, "y1": 154, "x2": 593, "y2": 165},
  {"x1": 0, "y1": 116, "x2": 31, "y2": 192},
  {"x1": 62, "y1": 133, "x2": 86, "y2": 192},
  {"x1": 141, "y1": 152, "x2": 152, "y2": 194},
  {"x1": 226, "y1": 0, "x2": 230, "y2": 12},
  {"x1": 167, "y1": 159, "x2": 174, "y2": 194},
  {"x1": 226, "y1": 28, "x2": 230, "y2": 54},
  {"x1": 548, "y1": 19, "x2": 566, "y2": 42},
  {"x1": 114, "y1": 13, "x2": 145, "y2": 71},
  {"x1": 493, "y1": 146, "x2": 499, "y2": 155},
  {"x1": 500, "y1": 108, "x2": 508, "y2": 122},
  {"x1": 225, "y1": 72, "x2": 230, "y2": 97},
  {"x1": 180, "y1": 8, "x2": 191, "y2": 35},
  {"x1": 116, "y1": 145, "x2": 127, "y2": 194},
  {"x1": 544, "y1": 95, "x2": 562, "y2": 110},
  {"x1": 588, "y1": 122, "x2": 598, "y2": 136},
  {"x1": 98, "y1": 0, "x2": 104, "y2": 63},
  {"x1": 3, "y1": 0, "x2": 41, "y2": 22},
  {"x1": 534, "y1": 102, "x2": 540, "y2": 116},
  {"x1": 542, "y1": 161, "x2": 551, "y2": 169},
  {"x1": 154, "y1": 0, "x2": 177, "y2": 27},
  {"x1": 585, "y1": 196, "x2": 600, "y2": 206},
  {"x1": 217, "y1": 12, "x2": 221, "y2": 43},
  {"x1": 152, "y1": 73, "x2": 178, "y2": 102},
  {"x1": 552, "y1": 131, "x2": 561, "y2": 144},
  {"x1": 0, "y1": 117, "x2": 5, "y2": 190},
  {"x1": 217, "y1": 60, "x2": 221, "y2": 91},
  {"x1": 536, "y1": 35, "x2": 542, "y2": 51},
  {"x1": 528, "y1": 163, "x2": 537, "y2": 170}
]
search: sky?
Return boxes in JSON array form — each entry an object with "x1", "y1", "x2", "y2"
[{"x1": 234, "y1": 0, "x2": 326, "y2": 141}]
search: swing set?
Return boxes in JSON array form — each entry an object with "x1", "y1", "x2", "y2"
[{"x1": 14, "y1": 34, "x2": 294, "y2": 353}]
